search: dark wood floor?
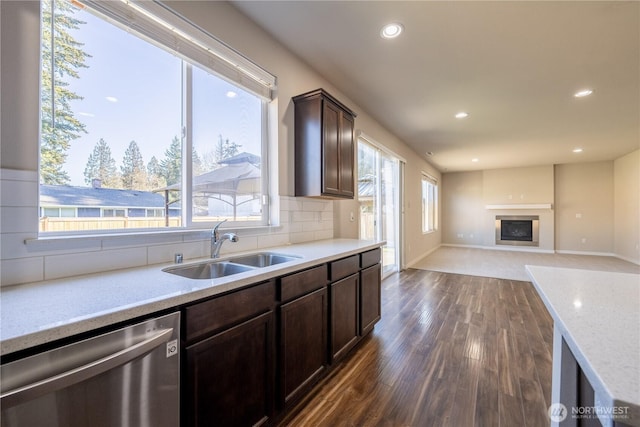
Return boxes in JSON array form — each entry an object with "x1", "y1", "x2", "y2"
[{"x1": 282, "y1": 269, "x2": 554, "y2": 427}]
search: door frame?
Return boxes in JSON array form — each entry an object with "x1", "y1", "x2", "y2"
[{"x1": 356, "y1": 131, "x2": 405, "y2": 277}]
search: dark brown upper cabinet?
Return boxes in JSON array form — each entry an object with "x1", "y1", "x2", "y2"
[{"x1": 293, "y1": 89, "x2": 357, "y2": 199}]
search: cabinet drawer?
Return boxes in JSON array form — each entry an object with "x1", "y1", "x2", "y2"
[
  {"x1": 361, "y1": 248, "x2": 381, "y2": 269},
  {"x1": 185, "y1": 280, "x2": 275, "y2": 342},
  {"x1": 280, "y1": 264, "x2": 327, "y2": 303},
  {"x1": 329, "y1": 255, "x2": 359, "y2": 282}
]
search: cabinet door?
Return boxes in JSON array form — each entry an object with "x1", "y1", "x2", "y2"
[
  {"x1": 279, "y1": 287, "x2": 328, "y2": 406},
  {"x1": 360, "y1": 263, "x2": 381, "y2": 336},
  {"x1": 322, "y1": 100, "x2": 341, "y2": 196},
  {"x1": 330, "y1": 273, "x2": 359, "y2": 362},
  {"x1": 338, "y1": 110, "x2": 355, "y2": 197},
  {"x1": 185, "y1": 311, "x2": 274, "y2": 427}
]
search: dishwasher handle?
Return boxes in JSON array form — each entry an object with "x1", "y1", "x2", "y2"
[{"x1": 0, "y1": 327, "x2": 174, "y2": 409}]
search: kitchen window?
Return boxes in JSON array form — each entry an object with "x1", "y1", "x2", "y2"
[
  {"x1": 421, "y1": 173, "x2": 438, "y2": 233},
  {"x1": 39, "y1": 0, "x2": 276, "y2": 235}
]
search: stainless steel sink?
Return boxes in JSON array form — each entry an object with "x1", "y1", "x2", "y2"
[
  {"x1": 163, "y1": 261, "x2": 254, "y2": 280},
  {"x1": 227, "y1": 252, "x2": 301, "y2": 268}
]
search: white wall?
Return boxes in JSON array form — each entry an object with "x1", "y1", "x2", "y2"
[
  {"x1": 0, "y1": 1, "x2": 441, "y2": 286},
  {"x1": 442, "y1": 166, "x2": 555, "y2": 251},
  {"x1": 555, "y1": 161, "x2": 614, "y2": 254},
  {"x1": 441, "y1": 158, "x2": 639, "y2": 263},
  {"x1": 614, "y1": 150, "x2": 640, "y2": 264}
]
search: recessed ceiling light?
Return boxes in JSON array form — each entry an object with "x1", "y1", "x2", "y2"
[
  {"x1": 380, "y1": 23, "x2": 403, "y2": 39},
  {"x1": 574, "y1": 89, "x2": 593, "y2": 98},
  {"x1": 471, "y1": 158, "x2": 479, "y2": 163},
  {"x1": 573, "y1": 148, "x2": 583, "y2": 153},
  {"x1": 455, "y1": 112, "x2": 469, "y2": 119},
  {"x1": 226, "y1": 91, "x2": 237, "y2": 98}
]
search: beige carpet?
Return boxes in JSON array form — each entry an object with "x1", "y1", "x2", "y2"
[{"x1": 412, "y1": 246, "x2": 640, "y2": 281}]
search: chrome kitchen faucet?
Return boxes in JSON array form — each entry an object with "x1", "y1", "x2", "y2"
[{"x1": 211, "y1": 220, "x2": 239, "y2": 258}]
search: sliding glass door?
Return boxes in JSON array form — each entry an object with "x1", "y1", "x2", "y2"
[{"x1": 358, "y1": 138, "x2": 402, "y2": 277}]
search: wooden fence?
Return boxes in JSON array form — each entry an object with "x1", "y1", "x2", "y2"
[{"x1": 39, "y1": 217, "x2": 182, "y2": 232}]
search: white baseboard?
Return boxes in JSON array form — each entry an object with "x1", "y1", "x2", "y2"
[
  {"x1": 441, "y1": 243, "x2": 486, "y2": 249},
  {"x1": 613, "y1": 253, "x2": 640, "y2": 266},
  {"x1": 555, "y1": 250, "x2": 616, "y2": 257}
]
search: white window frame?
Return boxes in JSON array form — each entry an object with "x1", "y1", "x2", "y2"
[
  {"x1": 421, "y1": 173, "x2": 438, "y2": 234},
  {"x1": 39, "y1": 0, "x2": 277, "y2": 236}
]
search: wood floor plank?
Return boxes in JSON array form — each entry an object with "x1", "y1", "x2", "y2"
[
  {"x1": 520, "y1": 376, "x2": 550, "y2": 427},
  {"x1": 448, "y1": 357, "x2": 481, "y2": 427},
  {"x1": 475, "y1": 367, "x2": 500, "y2": 427},
  {"x1": 281, "y1": 269, "x2": 553, "y2": 427}
]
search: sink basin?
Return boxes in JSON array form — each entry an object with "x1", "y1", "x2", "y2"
[
  {"x1": 228, "y1": 252, "x2": 301, "y2": 268},
  {"x1": 163, "y1": 261, "x2": 254, "y2": 280}
]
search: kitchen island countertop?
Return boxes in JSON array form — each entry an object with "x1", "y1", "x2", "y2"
[{"x1": 526, "y1": 265, "x2": 640, "y2": 427}]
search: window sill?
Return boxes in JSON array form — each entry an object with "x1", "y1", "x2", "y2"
[{"x1": 25, "y1": 224, "x2": 280, "y2": 252}]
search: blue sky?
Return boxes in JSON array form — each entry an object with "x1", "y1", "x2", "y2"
[{"x1": 64, "y1": 7, "x2": 261, "y2": 186}]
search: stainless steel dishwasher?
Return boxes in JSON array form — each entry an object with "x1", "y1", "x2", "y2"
[{"x1": 1, "y1": 311, "x2": 180, "y2": 427}]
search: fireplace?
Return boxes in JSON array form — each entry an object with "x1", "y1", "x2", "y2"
[{"x1": 495, "y1": 215, "x2": 539, "y2": 246}]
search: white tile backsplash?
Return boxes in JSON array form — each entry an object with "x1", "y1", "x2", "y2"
[
  {"x1": 44, "y1": 247, "x2": 149, "y2": 280},
  {"x1": 1, "y1": 207, "x2": 39, "y2": 234},
  {"x1": 0, "y1": 177, "x2": 334, "y2": 286},
  {"x1": 147, "y1": 241, "x2": 207, "y2": 265},
  {"x1": 290, "y1": 231, "x2": 315, "y2": 243},
  {"x1": 314, "y1": 229, "x2": 334, "y2": 240},
  {"x1": 1, "y1": 257, "x2": 44, "y2": 285},
  {"x1": 0, "y1": 179, "x2": 38, "y2": 206},
  {"x1": 257, "y1": 232, "x2": 290, "y2": 248}
]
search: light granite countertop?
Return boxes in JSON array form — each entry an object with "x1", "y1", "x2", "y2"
[
  {"x1": 1, "y1": 238, "x2": 382, "y2": 356},
  {"x1": 526, "y1": 265, "x2": 640, "y2": 426}
]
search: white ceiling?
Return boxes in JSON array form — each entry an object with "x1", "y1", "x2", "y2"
[{"x1": 232, "y1": 1, "x2": 639, "y2": 172}]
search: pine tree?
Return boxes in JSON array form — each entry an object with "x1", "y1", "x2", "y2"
[
  {"x1": 211, "y1": 134, "x2": 242, "y2": 168},
  {"x1": 159, "y1": 136, "x2": 182, "y2": 186},
  {"x1": 192, "y1": 148, "x2": 204, "y2": 177},
  {"x1": 40, "y1": 0, "x2": 90, "y2": 184},
  {"x1": 84, "y1": 138, "x2": 120, "y2": 188},
  {"x1": 120, "y1": 140, "x2": 147, "y2": 190},
  {"x1": 146, "y1": 156, "x2": 167, "y2": 190}
]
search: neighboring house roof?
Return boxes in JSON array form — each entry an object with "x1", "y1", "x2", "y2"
[
  {"x1": 40, "y1": 184, "x2": 176, "y2": 208},
  {"x1": 158, "y1": 161, "x2": 261, "y2": 196},
  {"x1": 219, "y1": 152, "x2": 261, "y2": 165},
  {"x1": 358, "y1": 174, "x2": 375, "y2": 199}
]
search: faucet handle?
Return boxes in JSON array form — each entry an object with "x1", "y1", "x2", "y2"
[{"x1": 212, "y1": 219, "x2": 228, "y2": 237}]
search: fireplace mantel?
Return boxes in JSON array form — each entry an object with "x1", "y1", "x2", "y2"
[{"x1": 485, "y1": 203, "x2": 552, "y2": 210}]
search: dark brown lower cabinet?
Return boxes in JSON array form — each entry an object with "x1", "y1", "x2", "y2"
[
  {"x1": 279, "y1": 287, "x2": 328, "y2": 406},
  {"x1": 185, "y1": 311, "x2": 274, "y2": 427},
  {"x1": 181, "y1": 250, "x2": 383, "y2": 426},
  {"x1": 330, "y1": 273, "x2": 360, "y2": 362},
  {"x1": 360, "y1": 263, "x2": 381, "y2": 336}
]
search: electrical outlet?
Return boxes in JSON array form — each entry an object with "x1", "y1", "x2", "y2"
[
  {"x1": 576, "y1": 213, "x2": 582, "y2": 219},
  {"x1": 457, "y1": 233, "x2": 464, "y2": 238},
  {"x1": 581, "y1": 238, "x2": 587, "y2": 244}
]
